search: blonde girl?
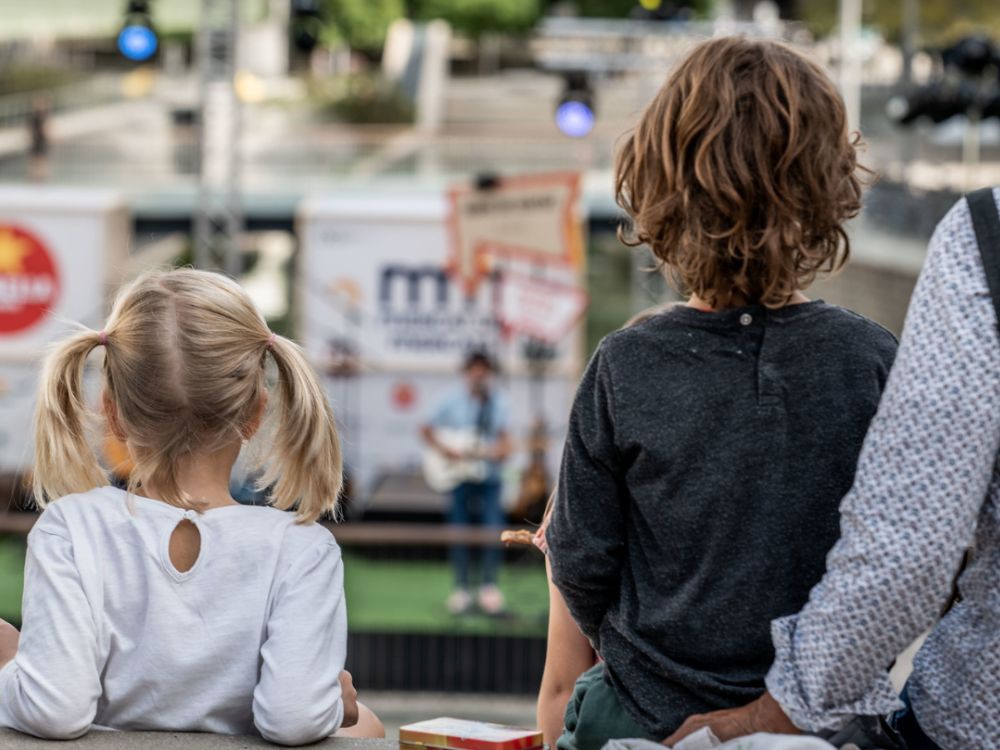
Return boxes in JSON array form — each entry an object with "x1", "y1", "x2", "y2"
[{"x1": 0, "y1": 268, "x2": 381, "y2": 743}]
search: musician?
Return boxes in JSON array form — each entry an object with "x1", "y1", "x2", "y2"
[{"x1": 421, "y1": 350, "x2": 512, "y2": 616}]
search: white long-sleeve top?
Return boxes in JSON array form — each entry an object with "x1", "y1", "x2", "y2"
[{"x1": 0, "y1": 486, "x2": 347, "y2": 745}]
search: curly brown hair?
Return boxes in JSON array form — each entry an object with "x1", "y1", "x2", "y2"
[{"x1": 615, "y1": 36, "x2": 868, "y2": 309}]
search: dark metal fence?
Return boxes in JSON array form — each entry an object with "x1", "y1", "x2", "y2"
[{"x1": 346, "y1": 631, "x2": 546, "y2": 694}]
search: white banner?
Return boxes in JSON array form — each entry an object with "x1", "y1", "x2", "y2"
[
  {"x1": 498, "y1": 272, "x2": 588, "y2": 344},
  {"x1": 298, "y1": 193, "x2": 583, "y2": 374},
  {"x1": 297, "y1": 190, "x2": 586, "y2": 504},
  {"x1": 0, "y1": 187, "x2": 127, "y2": 357},
  {"x1": 447, "y1": 171, "x2": 583, "y2": 292},
  {"x1": 0, "y1": 187, "x2": 128, "y2": 473}
]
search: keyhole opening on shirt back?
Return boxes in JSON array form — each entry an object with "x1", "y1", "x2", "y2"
[{"x1": 168, "y1": 520, "x2": 201, "y2": 573}]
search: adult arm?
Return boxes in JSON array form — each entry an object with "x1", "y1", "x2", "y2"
[
  {"x1": 546, "y1": 341, "x2": 627, "y2": 645},
  {"x1": 253, "y1": 539, "x2": 349, "y2": 746},
  {"x1": 537, "y1": 557, "x2": 599, "y2": 748},
  {"x1": 668, "y1": 192, "x2": 1000, "y2": 741},
  {"x1": 0, "y1": 514, "x2": 103, "y2": 739}
]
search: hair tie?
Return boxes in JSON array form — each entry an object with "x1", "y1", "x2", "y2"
[
  {"x1": 98, "y1": 330, "x2": 108, "y2": 346},
  {"x1": 266, "y1": 332, "x2": 276, "y2": 350}
]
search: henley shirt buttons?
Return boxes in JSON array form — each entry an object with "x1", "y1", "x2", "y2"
[{"x1": 740, "y1": 313, "x2": 753, "y2": 326}]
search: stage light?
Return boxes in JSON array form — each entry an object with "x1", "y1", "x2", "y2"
[
  {"x1": 118, "y1": 25, "x2": 158, "y2": 61},
  {"x1": 291, "y1": 0, "x2": 324, "y2": 53},
  {"x1": 555, "y1": 73, "x2": 595, "y2": 138},
  {"x1": 555, "y1": 100, "x2": 595, "y2": 138},
  {"x1": 118, "y1": 1, "x2": 157, "y2": 62}
]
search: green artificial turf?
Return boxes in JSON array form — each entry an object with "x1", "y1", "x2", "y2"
[
  {"x1": 342, "y1": 552, "x2": 550, "y2": 637},
  {"x1": 0, "y1": 537, "x2": 25, "y2": 622},
  {"x1": 0, "y1": 539, "x2": 550, "y2": 636}
]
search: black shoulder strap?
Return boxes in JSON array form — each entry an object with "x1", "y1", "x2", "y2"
[{"x1": 968, "y1": 187, "x2": 1000, "y2": 330}]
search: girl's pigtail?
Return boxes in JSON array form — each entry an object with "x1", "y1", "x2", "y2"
[
  {"x1": 260, "y1": 334, "x2": 342, "y2": 523},
  {"x1": 33, "y1": 330, "x2": 107, "y2": 507}
]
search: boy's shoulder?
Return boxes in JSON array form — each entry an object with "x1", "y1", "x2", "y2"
[
  {"x1": 807, "y1": 303, "x2": 899, "y2": 354},
  {"x1": 598, "y1": 304, "x2": 731, "y2": 359},
  {"x1": 593, "y1": 307, "x2": 704, "y2": 380},
  {"x1": 599, "y1": 304, "x2": 693, "y2": 348}
]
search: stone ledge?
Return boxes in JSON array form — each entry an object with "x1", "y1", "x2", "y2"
[{"x1": 0, "y1": 730, "x2": 398, "y2": 749}]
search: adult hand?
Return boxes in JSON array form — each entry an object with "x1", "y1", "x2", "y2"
[
  {"x1": 662, "y1": 691, "x2": 800, "y2": 746},
  {"x1": 340, "y1": 670, "x2": 360, "y2": 728},
  {"x1": 0, "y1": 619, "x2": 19, "y2": 668}
]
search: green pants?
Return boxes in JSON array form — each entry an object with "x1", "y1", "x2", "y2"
[{"x1": 556, "y1": 664, "x2": 659, "y2": 750}]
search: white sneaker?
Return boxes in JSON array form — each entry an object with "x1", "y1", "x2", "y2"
[
  {"x1": 477, "y1": 584, "x2": 506, "y2": 615},
  {"x1": 447, "y1": 588, "x2": 473, "y2": 615}
]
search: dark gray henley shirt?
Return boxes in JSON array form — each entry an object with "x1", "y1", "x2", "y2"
[{"x1": 546, "y1": 300, "x2": 898, "y2": 738}]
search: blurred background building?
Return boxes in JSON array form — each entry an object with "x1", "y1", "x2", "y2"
[{"x1": 0, "y1": 0, "x2": 999, "y2": 734}]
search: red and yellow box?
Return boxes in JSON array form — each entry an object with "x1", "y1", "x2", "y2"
[{"x1": 399, "y1": 718, "x2": 544, "y2": 750}]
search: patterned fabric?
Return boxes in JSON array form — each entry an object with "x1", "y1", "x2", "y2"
[{"x1": 766, "y1": 188, "x2": 1000, "y2": 750}]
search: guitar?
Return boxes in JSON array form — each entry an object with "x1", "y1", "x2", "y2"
[
  {"x1": 422, "y1": 427, "x2": 491, "y2": 493},
  {"x1": 512, "y1": 417, "x2": 550, "y2": 525}
]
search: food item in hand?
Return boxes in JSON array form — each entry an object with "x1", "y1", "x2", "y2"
[{"x1": 500, "y1": 529, "x2": 535, "y2": 546}]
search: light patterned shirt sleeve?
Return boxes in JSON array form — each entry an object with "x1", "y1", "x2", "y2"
[{"x1": 766, "y1": 191, "x2": 1000, "y2": 734}]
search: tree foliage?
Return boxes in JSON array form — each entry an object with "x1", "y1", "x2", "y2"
[
  {"x1": 411, "y1": 0, "x2": 541, "y2": 39},
  {"x1": 568, "y1": 0, "x2": 709, "y2": 19},
  {"x1": 321, "y1": 0, "x2": 405, "y2": 52},
  {"x1": 798, "y1": 0, "x2": 1000, "y2": 45}
]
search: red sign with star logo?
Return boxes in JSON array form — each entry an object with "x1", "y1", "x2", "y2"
[{"x1": 0, "y1": 225, "x2": 60, "y2": 334}]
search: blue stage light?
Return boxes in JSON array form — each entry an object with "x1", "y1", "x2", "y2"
[
  {"x1": 118, "y1": 24, "x2": 158, "y2": 61},
  {"x1": 555, "y1": 99, "x2": 595, "y2": 138}
]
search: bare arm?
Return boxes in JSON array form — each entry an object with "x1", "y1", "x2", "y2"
[
  {"x1": 0, "y1": 620, "x2": 18, "y2": 670},
  {"x1": 537, "y1": 557, "x2": 598, "y2": 749},
  {"x1": 546, "y1": 343, "x2": 626, "y2": 645},
  {"x1": 335, "y1": 702, "x2": 385, "y2": 739}
]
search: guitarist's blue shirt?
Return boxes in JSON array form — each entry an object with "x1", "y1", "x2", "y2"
[{"x1": 428, "y1": 387, "x2": 510, "y2": 482}]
